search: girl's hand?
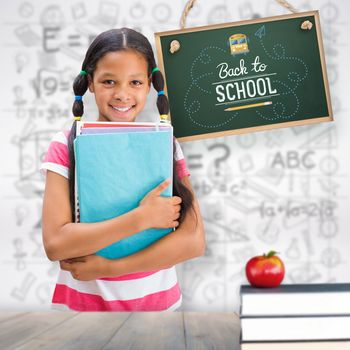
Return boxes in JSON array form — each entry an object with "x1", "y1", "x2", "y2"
[
  {"x1": 60, "y1": 255, "x2": 111, "y2": 281},
  {"x1": 139, "y1": 179, "x2": 182, "y2": 229}
]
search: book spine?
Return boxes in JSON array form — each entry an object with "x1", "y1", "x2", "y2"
[
  {"x1": 73, "y1": 138, "x2": 80, "y2": 222},
  {"x1": 240, "y1": 284, "x2": 350, "y2": 294}
]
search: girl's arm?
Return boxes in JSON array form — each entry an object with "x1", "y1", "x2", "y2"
[
  {"x1": 113, "y1": 176, "x2": 205, "y2": 272},
  {"x1": 60, "y1": 176, "x2": 205, "y2": 281},
  {"x1": 42, "y1": 171, "x2": 181, "y2": 261}
]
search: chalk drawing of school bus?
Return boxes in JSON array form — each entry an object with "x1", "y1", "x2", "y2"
[{"x1": 229, "y1": 34, "x2": 249, "y2": 55}]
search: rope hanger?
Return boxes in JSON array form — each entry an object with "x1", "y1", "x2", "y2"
[{"x1": 170, "y1": 0, "x2": 313, "y2": 54}]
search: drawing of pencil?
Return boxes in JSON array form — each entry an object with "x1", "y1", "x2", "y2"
[{"x1": 224, "y1": 101, "x2": 272, "y2": 111}]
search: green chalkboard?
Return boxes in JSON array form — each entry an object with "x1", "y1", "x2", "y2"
[{"x1": 155, "y1": 11, "x2": 332, "y2": 141}]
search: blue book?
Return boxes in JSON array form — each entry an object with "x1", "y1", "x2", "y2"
[{"x1": 74, "y1": 128, "x2": 173, "y2": 259}]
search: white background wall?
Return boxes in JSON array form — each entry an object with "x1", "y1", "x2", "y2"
[{"x1": 0, "y1": 0, "x2": 349, "y2": 311}]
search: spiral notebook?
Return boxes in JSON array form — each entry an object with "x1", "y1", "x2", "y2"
[{"x1": 74, "y1": 121, "x2": 173, "y2": 259}]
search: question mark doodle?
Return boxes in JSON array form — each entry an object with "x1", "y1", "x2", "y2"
[{"x1": 207, "y1": 143, "x2": 231, "y2": 185}]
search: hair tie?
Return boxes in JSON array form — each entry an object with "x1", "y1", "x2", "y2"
[
  {"x1": 152, "y1": 67, "x2": 159, "y2": 75},
  {"x1": 80, "y1": 70, "x2": 88, "y2": 76},
  {"x1": 75, "y1": 95, "x2": 82, "y2": 101},
  {"x1": 160, "y1": 114, "x2": 168, "y2": 120},
  {"x1": 74, "y1": 116, "x2": 82, "y2": 121},
  {"x1": 157, "y1": 90, "x2": 165, "y2": 96}
]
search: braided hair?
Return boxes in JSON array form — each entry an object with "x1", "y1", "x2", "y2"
[{"x1": 68, "y1": 28, "x2": 194, "y2": 223}]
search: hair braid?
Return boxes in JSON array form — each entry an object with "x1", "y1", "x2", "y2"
[
  {"x1": 150, "y1": 67, "x2": 195, "y2": 223},
  {"x1": 68, "y1": 71, "x2": 89, "y2": 220},
  {"x1": 151, "y1": 69, "x2": 169, "y2": 116},
  {"x1": 72, "y1": 72, "x2": 89, "y2": 118}
]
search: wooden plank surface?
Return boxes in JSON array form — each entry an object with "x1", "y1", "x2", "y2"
[
  {"x1": 103, "y1": 312, "x2": 186, "y2": 350},
  {"x1": 0, "y1": 312, "x2": 240, "y2": 349},
  {"x1": 16, "y1": 312, "x2": 130, "y2": 350},
  {"x1": 0, "y1": 312, "x2": 28, "y2": 324},
  {"x1": 184, "y1": 312, "x2": 241, "y2": 350},
  {"x1": 0, "y1": 311, "x2": 77, "y2": 350}
]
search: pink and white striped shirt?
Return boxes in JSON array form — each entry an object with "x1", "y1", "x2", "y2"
[{"x1": 40, "y1": 130, "x2": 190, "y2": 311}]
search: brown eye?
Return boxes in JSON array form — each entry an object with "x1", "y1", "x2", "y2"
[
  {"x1": 132, "y1": 80, "x2": 142, "y2": 86},
  {"x1": 103, "y1": 80, "x2": 115, "y2": 86}
]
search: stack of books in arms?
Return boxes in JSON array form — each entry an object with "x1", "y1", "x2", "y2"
[
  {"x1": 240, "y1": 283, "x2": 350, "y2": 349},
  {"x1": 74, "y1": 121, "x2": 173, "y2": 259}
]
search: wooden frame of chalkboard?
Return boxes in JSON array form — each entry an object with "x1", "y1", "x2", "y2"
[{"x1": 155, "y1": 11, "x2": 333, "y2": 142}]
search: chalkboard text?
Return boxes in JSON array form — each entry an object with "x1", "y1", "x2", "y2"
[
  {"x1": 215, "y1": 56, "x2": 277, "y2": 104},
  {"x1": 215, "y1": 77, "x2": 277, "y2": 103}
]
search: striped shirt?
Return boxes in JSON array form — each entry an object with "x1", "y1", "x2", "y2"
[{"x1": 40, "y1": 130, "x2": 190, "y2": 311}]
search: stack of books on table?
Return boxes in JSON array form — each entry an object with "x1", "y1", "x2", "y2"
[
  {"x1": 240, "y1": 283, "x2": 350, "y2": 350},
  {"x1": 74, "y1": 121, "x2": 173, "y2": 259}
]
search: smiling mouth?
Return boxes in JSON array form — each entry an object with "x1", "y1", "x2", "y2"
[{"x1": 110, "y1": 105, "x2": 134, "y2": 112}]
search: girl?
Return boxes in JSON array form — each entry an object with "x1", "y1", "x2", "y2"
[{"x1": 41, "y1": 28, "x2": 205, "y2": 311}]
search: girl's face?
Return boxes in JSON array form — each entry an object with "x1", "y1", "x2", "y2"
[{"x1": 88, "y1": 50, "x2": 151, "y2": 122}]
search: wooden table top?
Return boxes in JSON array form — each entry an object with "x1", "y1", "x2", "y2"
[{"x1": 0, "y1": 312, "x2": 241, "y2": 349}]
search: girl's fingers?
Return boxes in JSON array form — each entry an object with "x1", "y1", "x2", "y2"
[
  {"x1": 66, "y1": 256, "x2": 86, "y2": 263},
  {"x1": 149, "y1": 179, "x2": 171, "y2": 197},
  {"x1": 60, "y1": 261, "x2": 70, "y2": 271},
  {"x1": 172, "y1": 196, "x2": 182, "y2": 204}
]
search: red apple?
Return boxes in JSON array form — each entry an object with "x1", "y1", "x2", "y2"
[{"x1": 245, "y1": 251, "x2": 285, "y2": 288}]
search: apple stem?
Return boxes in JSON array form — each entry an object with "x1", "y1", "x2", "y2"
[{"x1": 266, "y1": 250, "x2": 279, "y2": 258}]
